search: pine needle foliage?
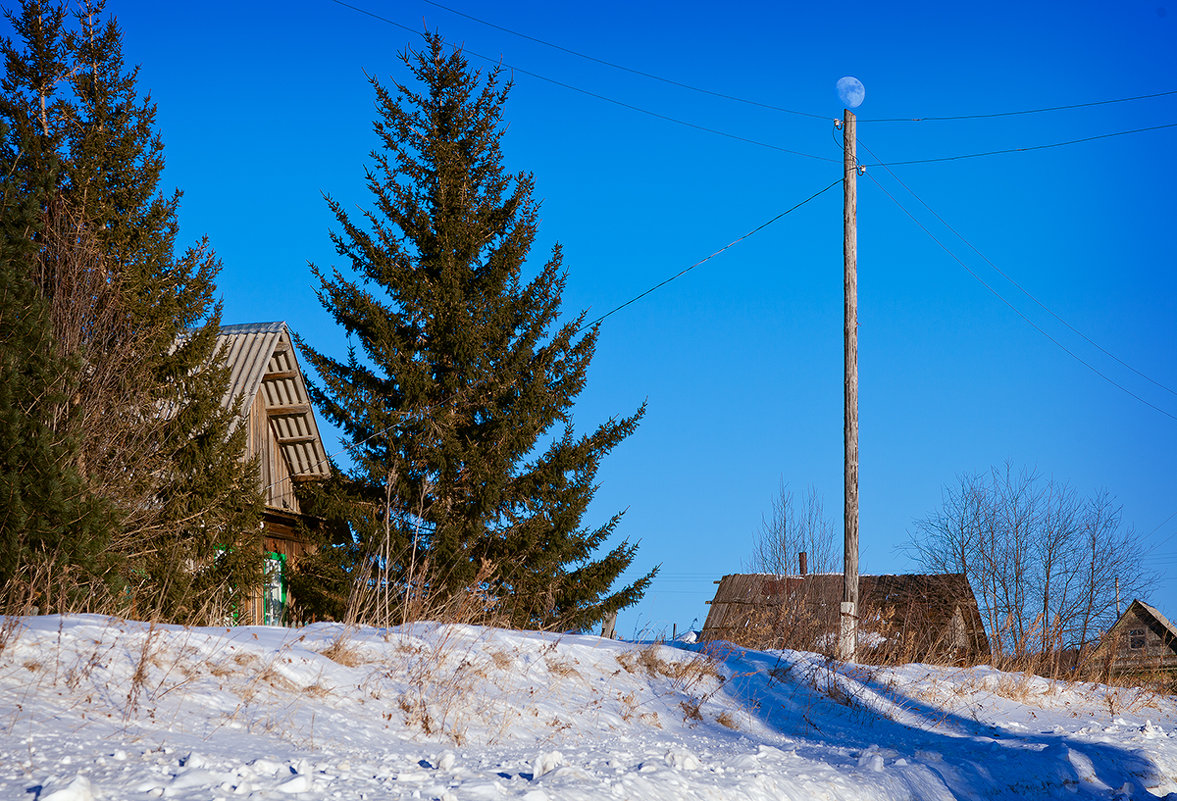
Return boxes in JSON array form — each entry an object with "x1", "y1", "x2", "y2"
[
  {"x1": 0, "y1": 0, "x2": 263, "y2": 620},
  {"x1": 298, "y1": 35, "x2": 654, "y2": 630},
  {"x1": 0, "y1": 143, "x2": 114, "y2": 611}
]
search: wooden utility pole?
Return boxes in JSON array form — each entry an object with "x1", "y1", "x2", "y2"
[{"x1": 838, "y1": 108, "x2": 859, "y2": 663}]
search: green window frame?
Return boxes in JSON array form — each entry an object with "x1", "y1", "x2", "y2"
[{"x1": 262, "y1": 552, "x2": 288, "y2": 626}]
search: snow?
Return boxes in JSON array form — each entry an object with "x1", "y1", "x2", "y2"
[{"x1": 3, "y1": 615, "x2": 1177, "y2": 799}]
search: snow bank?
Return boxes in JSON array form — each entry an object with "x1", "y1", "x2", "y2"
[{"x1": 2, "y1": 615, "x2": 1176, "y2": 799}]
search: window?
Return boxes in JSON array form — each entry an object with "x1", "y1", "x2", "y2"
[
  {"x1": 263, "y1": 553, "x2": 287, "y2": 626},
  {"x1": 1129, "y1": 628, "x2": 1146, "y2": 650}
]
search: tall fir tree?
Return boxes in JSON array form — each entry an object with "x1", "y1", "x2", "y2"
[
  {"x1": 0, "y1": 0, "x2": 263, "y2": 620},
  {"x1": 299, "y1": 35, "x2": 655, "y2": 630}
]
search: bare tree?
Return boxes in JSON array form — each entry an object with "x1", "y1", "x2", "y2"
[
  {"x1": 905, "y1": 464, "x2": 1153, "y2": 665},
  {"x1": 746, "y1": 483, "x2": 837, "y2": 577}
]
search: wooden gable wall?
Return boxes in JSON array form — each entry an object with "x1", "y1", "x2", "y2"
[{"x1": 246, "y1": 392, "x2": 300, "y2": 514}]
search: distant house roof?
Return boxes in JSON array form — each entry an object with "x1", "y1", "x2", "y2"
[
  {"x1": 1093, "y1": 599, "x2": 1177, "y2": 674},
  {"x1": 701, "y1": 572, "x2": 989, "y2": 663},
  {"x1": 216, "y1": 322, "x2": 330, "y2": 482},
  {"x1": 1133, "y1": 600, "x2": 1177, "y2": 638}
]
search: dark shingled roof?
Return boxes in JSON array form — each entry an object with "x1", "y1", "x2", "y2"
[{"x1": 701, "y1": 572, "x2": 989, "y2": 664}]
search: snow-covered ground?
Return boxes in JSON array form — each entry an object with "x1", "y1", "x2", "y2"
[{"x1": 2, "y1": 616, "x2": 1176, "y2": 800}]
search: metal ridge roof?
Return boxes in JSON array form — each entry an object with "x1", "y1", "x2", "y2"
[
  {"x1": 216, "y1": 322, "x2": 331, "y2": 482},
  {"x1": 218, "y1": 321, "x2": 287, "y2": 335}
]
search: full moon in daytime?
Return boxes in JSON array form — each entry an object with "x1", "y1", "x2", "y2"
[{"x1": 837, "y1": 75, "x2": 866, "y2": 108}]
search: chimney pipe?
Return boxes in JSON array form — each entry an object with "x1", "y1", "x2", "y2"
[{"x1": 799, "y1": 551, "x2": 808, "y2": 576}]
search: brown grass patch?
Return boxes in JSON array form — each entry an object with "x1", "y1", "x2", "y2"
[
  {"x1": 545, "y1": 658, "x2": 579, "y2": 678},
  {"x1": 320, "y1": 638, "x2": 363, "y2": 667}
]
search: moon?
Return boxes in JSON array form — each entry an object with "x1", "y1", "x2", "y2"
[{"x1": 837, "y1": 76, "x2": 865, "y2": 109}]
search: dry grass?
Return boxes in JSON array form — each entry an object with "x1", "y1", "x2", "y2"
[
  {"x1": 545, "y1": 658, "x2": 579, "y2": 678},
  {"x1": 124, "y1": 621, "x2": 159, "y2": 717},
  {"x1": 0, "y1": 616, "x2": 21, "y2": 659},
  {"x1": 319, "y1": 636, "x2": 363, "y2": 668},
  {"x1": 679, "y1": 699, "x2": 703, "y2": 723},
  {"x1": 614, "y1": 643, "x2": 733, "y2": 728},
  {"x1": 616, "y1": 644, "x2": 721, "y2": 688}
]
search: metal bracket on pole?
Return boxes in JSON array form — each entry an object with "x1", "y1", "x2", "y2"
[{"x1": 839, "y1": 601, "x2": 857, "y2": 662}]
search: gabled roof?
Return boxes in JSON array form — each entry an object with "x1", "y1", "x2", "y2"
[
  {"x1": 216, "y1": 322, "x2": 331, "y2": 481},
  {"x1": 1107, "y1": 599, "x2": 1177, "y2": 641}
]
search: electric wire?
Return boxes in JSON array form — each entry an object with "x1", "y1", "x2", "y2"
[
  {"x1": 331, "y1": 2, "x2": 1177, "y2": 166},
  {"x1": 862, "y1": 170, "x2": 1177, "y2": 423},
  {"x1": 577, "y1": 178, "x2": 842, "y2": 332},
  {"x1": 860, "y1": 89, "x2": 1177, "y2": 123},
  {"x1": 1140, "y1": 509, "x2": 1177, "y2": 557},
  {"x1": 854, "y1": 136, "x2": 1177, "y2": 400},
  {"x1": 403, "y1": 0, "x2": 1177, "y2": 127},
  {"x1": 261, "y1": 178, "x2": 842, "y2": 487},
  {"x1": 860, "y1": 122, "x2": 1177, "y2": 167},
  {"x1": 412, "y1": 0, "x2": 829, "y2": 119},
  {"x1": 329, "y1": 0, "x2": 838, "y2": 163}
]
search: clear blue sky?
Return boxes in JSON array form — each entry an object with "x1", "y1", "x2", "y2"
[{"x1": 10, "y1": 1, "x2": 1174, "y2": 636}]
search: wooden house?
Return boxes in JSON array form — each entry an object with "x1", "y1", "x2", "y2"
[
  {"x1": 701, "y1": 572, "x2": 989, "y2": 664},
  {"x1": 216, "y1": 322, "x2": 331, "y2": 625},
  {"x1": 1093, "y1": 600, "x2": 1177, "y2": 675}
]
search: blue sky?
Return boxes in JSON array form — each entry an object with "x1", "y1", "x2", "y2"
[{"x1": 10, "y1": 1, "x2": 1174, "y2": 635}]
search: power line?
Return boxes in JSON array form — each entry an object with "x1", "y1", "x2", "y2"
[
  {"x1": 862, "y1": 170, "x2": 1177, "y2": 423},
  {"x1": 1142, "y1": 509, "x2": 1177, "y2": 557},
  {"x1": 860, "y1": 122, "x2": 1177, "y2": 167},
  {"x1": 412, "y1": 0, "x2": 829, "y2": 120},
  {"x1": 329, "y1": 0, "x2": 838, "y2": 163},
  {"x1": 401, "y1": 1, "x2": 1177, "y2": 128},
  {"x1": 578, "y1": 178, "x2": 843, "y2": 332},
  {"x1": 854, "y1": 136, "x2": 1177, "y2": 400},
  {"x1": 860, "y1": 89, "x2": 1177, "y2": 123},
  {"x1": 276, "y1": 181, "x2": 841, "y2": 482}
]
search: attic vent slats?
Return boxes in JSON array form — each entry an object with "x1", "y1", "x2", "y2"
[{"x1": 215, "y1": 322, "x2": 330, "y2": 484}]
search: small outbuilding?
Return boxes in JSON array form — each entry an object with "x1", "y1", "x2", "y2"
[
  {"x1": 217, "y1": 322, "x2": 331, "y2": 625},
  {"x1": 701, "y1": 572, "x2": 989, "y2": 664},
  {"x1": 1093, "y1": 599, "x2": 1177, "y2": 675}
]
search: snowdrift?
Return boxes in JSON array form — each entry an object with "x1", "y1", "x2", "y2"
[{"x1": 2, "y1": 615, "x2": 1177, "y2": 799}]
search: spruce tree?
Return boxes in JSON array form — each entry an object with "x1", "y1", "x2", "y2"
[
  {"x1": 0, "y1": 0, "x2": 263, "y2": 620},
  {"x1": 299, "y1": 35, "x2": 654, "y2": 630}
]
